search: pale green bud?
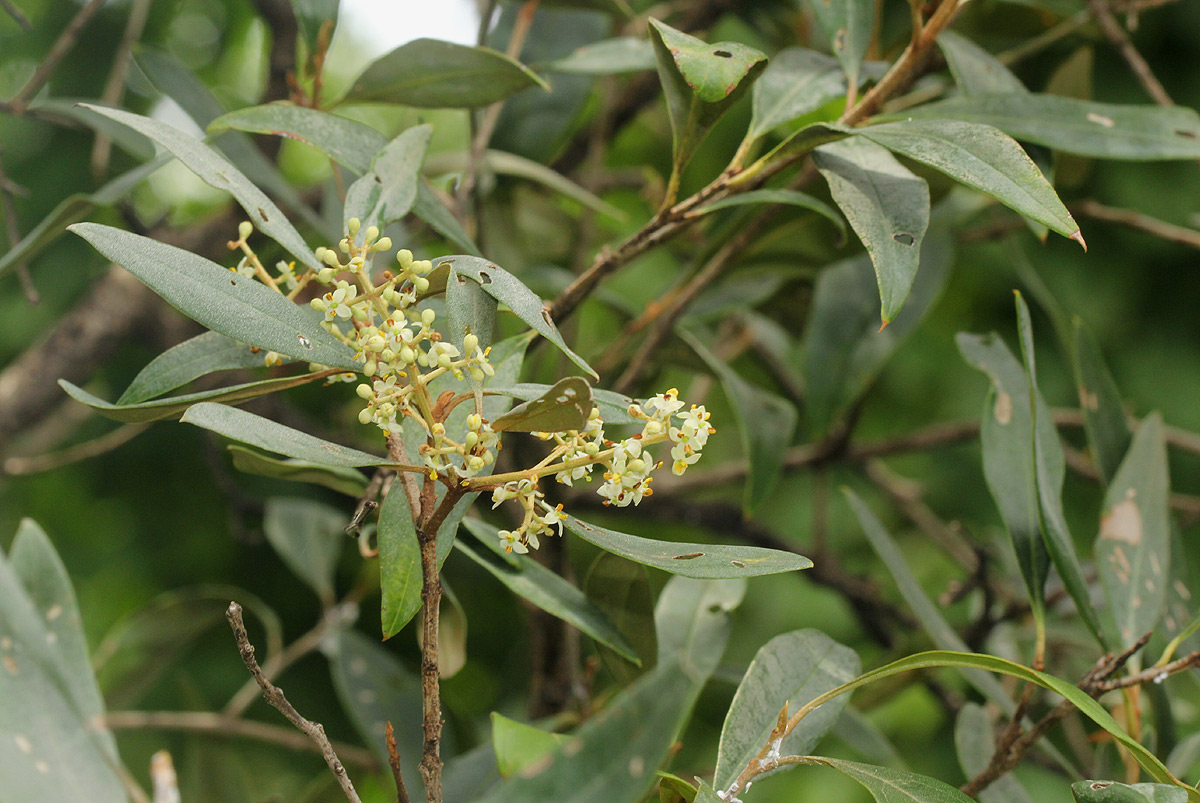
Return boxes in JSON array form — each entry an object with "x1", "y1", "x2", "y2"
[
  {"x1": 310, "y1": 298, "x2": 327, "y2": 311},
  {"x1": 238, "y1": 221, "x2": 253, "y2": 239},
  {"x1": 364, "y1": 360, "x2": 377, "y2": 377},
  {"x1": 381, "y1": 348, "x2": 397, "y2": 363},
  {"x1": 468, "y1": 366, "x2": 485, "y2": 383},
  {"x1": 356, "y1": 383, "x2": 373, "y2": 400},
  {"x1": 399, "y1": 346, "x2": 416, "y2": 364},
  {"x1": 321, "y1": 249, "x2": 341, "y2": 267},
  {"x1": 367, "y1": 334, "x2": 387, "y2": 353},
  {"x1": 414, "y1": 276, "x2": 430, "y2": 293},
  {"x1": 347, "y1": 218, "x2": 361, "y2": 236},
  {"x1": 463, "y1": 333, "x2": 479, "y2": 353},
  {"x1": 464, "y1": 432, "x2": 479, "y2": 449},
  {"x1": 373, "y1": 236, "x2": 392, "y2": 252},
  {"x1": 358, "y1": 408, "x2": 373, "y2": 425},
  {"x1": 421, "y1": 309, "x2": 436, "y2": 326},
  {"x1": 365, "y1": 225, "x2": 380, "y2": 244},
  {"x1": 397, "y1": 249, "x2": 414, "y2": 269}
]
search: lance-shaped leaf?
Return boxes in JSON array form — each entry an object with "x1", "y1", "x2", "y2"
[
  {"x1": 804, "y1": 223, "x2": 953, "y2": 435},
  {"x1": 564, "y1": 516, "x2": 811, "y2": 579},
  {"x1": 814, "y1": 138, "x2": 930, "y2": 324},
  {"x1": 74, "y1": 104, "x2": 323, "y2": 270},
  {"x1": 182, "y1": 402, "x2": 399, "y2": 467},
  {"x1": 346, "y1": 38, "x2": 548, "y2": 107},
  {"x1": 956, "y1": 704, "x2": 1035, "y2": 803},
  {"x1": 805, "y1": 0, "x2": 873, "y2": 87},
  {"x1": 798, "y1": 758, "x2": 977, "y2": 803},
  {"x1": 60, "y1": 370, "x2": 335, "y2": 424},
  {"x1": 210, "y1": 103, "x2": 387, "y2": 173},
  {"x1": 1096, "y1": 413, "x2": 1170, "y2": 650},
  {"x1": 228, "y1": 446, "x2": 368, "y2": 497},
  {"x1": 445, "y1": 264, "x2": 497, "y2": 368},
  {"x1": 291, "y1": 0, "x2": 339, "y2": 58},
  {"x1": 957, "y1": 330, "x2": 1051, "y2": 624},
  {"x1": 682, "y1": 329, "x2": 796, "y2": 512},
  {"x1": 692, "y1": 188, "x2": 846, "y2": 237},
  {"x1": 118, "y1": 331, "x2": 283, "y2": 405},
  {"x1": 899, "y1": 95, "x2": 1200, "y2": 160},
  {"x1": 478, "y1": 577, "x2": 741, "y2": 803},
  {"x1": 648, "y1": 19, "x2": 767, "y2": 173},
  {"x1": 436, "y1": 255, "x2": 597, "y2": 379},
  {"x1": 1073, "y1": 781, "x2": 1189, "y2": 803},
  {"x1": 1074, "y1": 319, "x2": 1132, "y2": 485},
  {"x1": 584, "y1": 552, "x2": 657, "y2": 683},
  {"x1": 487, "y1": 383, "x2": 637, "y2": 424},
  {"x1": 542, "y1": 37, "x2": 655, "y2": 74},
  {"x1": 938, "y1": 31, "x2": 1027, "y2": 95},
  {"x1": 749, "y1": 47, "x2": 847, "y2": 141},
  {"x1": 379, "y1": 488, "x2": 474, "y2": 639},
  {"x1": 68, "y1": 223, "x2": 358, "y2": 371},
  {"x1": 855, "y1": 120, "x2": 1083, "y2": 246},
  {"x1": 1013, "y1": 294, "x2": 1108, "y2": 647},
  {"x1": 263, "y1": 497, "x2": 346, "y2": 604},
  {"x1": 492, "y1": 377, "x2": 593, "y2": 432},
  {"x1": 715, "y1": 630, "x2": 860, "y2": 788},
  {"x1": 458, "y1": 520, "x2": 638, "y2": 662},
  {"x1": 344, "y1": 125, "x2": 431, "y2": 233},
  {"x1": 491, "y1": 714, "x2": 568, "y2": 778}
]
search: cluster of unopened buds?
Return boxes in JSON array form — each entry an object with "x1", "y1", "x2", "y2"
[{"x1": 229, "y1": 219, "x2": 715, "y2": 555}]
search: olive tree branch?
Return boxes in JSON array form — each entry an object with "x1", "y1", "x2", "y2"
[
  {"x1": 6, "y1": 0, "x2": 106, "y2": 114},
  {"x1": 225, "y1": 602, "x2": 363, "y2": 803}
]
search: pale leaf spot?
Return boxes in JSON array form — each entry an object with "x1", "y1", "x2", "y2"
[
  {"x1": 994, "y1": 392, "x2": 1013, "y2": 425},
  {"x1": 1100, "y1": 498, "x2": 1142, "y2": 546},
  {"x1": 1079, "y1": 388, "x2": 1098, "y2": 411},
  {"x1": 13, "y1": 734, "x2": 32, "y2": 754},
  {"x1": 628, "y1": 756, "x2": 645, "y2": 777},
  {"x1": 3, "y1": 656, "x2": 16, "y2": 675},
  {"x1": 1087, "y1": 112, "x2": 1116, "y2": 127},
  {"x1": 349, "y1": 657, "x2": 367, "y2": 675},
  {"x1": 34, "y1": 760, "x2": 49, "y2": 774},
  {"x1": 45, "y1": 604, "x2": 63, "y2": 622},
  {"x1": 357, "y1": 689, "x2": 376, "y2": 704},
  {"x1": 1175, "y1": 580, "x2": 1192, "y2": 600},
  {"x1": 0, "y1": 636, "x2": 11, "y2": 650},
  {"x1": 45, "y1": 632, "x2": 57, "y2": 645}
]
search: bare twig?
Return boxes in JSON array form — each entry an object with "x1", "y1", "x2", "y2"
[
  {"x1": 386, "y1": 722, "x2": 414, "y2": 803},
  {"x1": 90, "y1": 0, "x2": 153, "y2": 179},
  {"x1": 7, "y1": 0, "x2": 106, "y2": 114},
  {"x1": 0, "y1": 154, "x2": 36, "y2": 303},
  {"x1": 105, "y1": 710, "x2": 378, "y2": 768},
  {"x1": 225, "y1": 602, "x2": 363, "y2": 803},
  {"x1": 0, "y1": 0, "x2": 31, "y2": 29},
  {"x1": 864, "y1": 459, "x2": 980, "y2": 573},
  {"x1": 3, "y1": 423, "x2": 149, "y2": 475},
  {"x1": 1086, "y1": 0, "x2": 1173, "y2": 107},
  {"x1": 1073, "y1": 199, "x2": 1200, "y2": 250}
]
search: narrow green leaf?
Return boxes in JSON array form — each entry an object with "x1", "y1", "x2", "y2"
[
  {"x1": 900, "y1": 95, "x2": 1200, "y2": 160},
  {"x1": 542, "y1": 37, "x2": 655, "y2": 74},
  {"x1": 803, "y1": 218, "x2": 954, "y2": 434},
  {"x1": 60, "y1": 370, "x2": 332, "y2": 424},
  {"x1": 805, "y1": 0, "x2": 874, "y2": 86},
  {"x1": 1074, "y1": 319, "x2": 1132, "y2": 485},
  {"x1": 492, "y1": 377, "x2": 593, "y2": 433},
  {"x1": 459, "y1": 521, "x2": 639, "y2": 663},
  {"x1": 957, "y1": 331, "x2": 1051, "y2": 622},
  {"x1": 1073, "y1": 780, "x2": 1188, "y2": 803},
  {"x1": 445, "y1": 263, "x2": 498, "y2": 365},
  {"x1": 414, "y1": 181, "x2": 482, "y2": 254},
  {"x1": 856, "y1": 120, "x2": 1082, "y2": 244},
  {"x1": 486, "y1": 383, "x2": 637, "y2": 424},
  {"x1": 715, "y1": 630, "x2": 860, "y2": 788},
  {"x1": 118, "y1": 331, "x2": 280, "y2": 405},
  {"x1": 956, "y1": 704, "x2": 1035, "y2": 803},
  {"x1": 682, "y1": 329, "x2": 797, "y2": 512},
  {"x1": 379, "y1": 489, "x2": 473, "y2": 639},
  {"x1": 648, "y1": 19, "x2": 767, "y2": 171},
  {"x1": 749, "y1": 47, "x2": 847, "y2": 141},
  {"x1": 436, "y1": 255, "x2": 597, "y2": 379},
  {"x1": 210, "y1": 103, "x2": 386, "y2": 174},
  {"x1": 479, "y1": 577, "x2": 740, "y2": 803},
  {"x1": 262, "y1": 497, "x2": 346, "y2": 603},
  {"x1": 584, "y1": 552, "x2": 657, "y2": 683},
  {"x1": 345, "y1": 125, "x2": 431, "y2": 233},
  {"x1": 181, "y1": 402, "x2": 396, "y2": 467},
  {"x1": 789, "y1": 650, "x2": 1193, "y2": 796},
  {"x1": 802, "y1": 757, "x2": 975, "y2": 803},
  {"x1": 68, "y1": 223, "x2": 358, "y2": 371},
  {"x1": 659, "y1": 773, "x2": 699, "y2": 803},
  {"x1": 814, "y1": 138, "x2": 930, "y2": 323},
  {"x1": 1013, "y1": 294, "x2": 1108, "y2": 647},
  {"x1": 831, "y1": 708, "x2": 905, "y2": 768},
  {"x1": 29, "y1": 98, "x2": 155, "y2": 159},
  {"x1": 325, "y1": 629, "x2": 426, "y2": 779},
  {"x1": 491, "y1": 713, "x2": 568, "y2": 778},
  {"x1": 347, "y1": 38, "x2": 548, "y2": 107},
  {"x1": 75, "y1": 104, "x2": 323, "y2": 270},
  {"x1": 564, "y1": 516, "x2": 811, "y2": 579},
  {"x1": 0, "y1": 156, "x2": 164, "y2": 279},
  {"x1": 1096, "y1": 413, "x2": 1170, "y2": 650},
  {"x1": 843, "y1": 490, "x2": 1017, "y2": 713},
  {"x1": 693, "y1": 188, "x2": 846, "y2": 237},
  {"x1": 290, "y1": 0, "x2": 339, "y2": 57},
  {"x1": 228, "y1": 446, "x2": 368, "y2": 497},
  {"x1": 938, "y1": 31, "x2": 1027, "y2": 95}
]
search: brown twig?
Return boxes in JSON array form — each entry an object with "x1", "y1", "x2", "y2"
[
  {"x1": 1072, "y1": 199, "x2": 1200, "y2": 250},
  {"x1": 225, "y1": 602, "x2": 363, "y2": 803},
  {"x1": 0, "y1": 153, "x2": 37, "y2": 303},
  {"x1": 105, "y1": 710, "x2": 378, "y2": 769},
  {"x1": 864, "y1": 459, "x2": 980, "y2": 573},
  {"x1": 0, "y1": 0, "x2": 30, "y2": 29},
  {"x1": 3, "y1": 422, "x2": 149, "y2": 475},
  {"x1": 1086, "y1": 0, "x2": 1173, "y2": 107},
  {"x1": 386, "y1": 722, "x2": 414, "y2": 803},
  {"x1": 90, "y1": 0, "x2": 153, "y2": 180},
  {"x1": 7, "y1": 0, "x2": 107, "y2": 114}
]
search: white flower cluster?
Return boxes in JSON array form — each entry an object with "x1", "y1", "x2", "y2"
[{"x1": 490, "y1": 479, "x2": 567, "y2": 554}]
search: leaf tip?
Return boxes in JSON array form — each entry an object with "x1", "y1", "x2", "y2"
[
  {"x1": 1069, "y1": 228, "x2": 1088, "y2": 252},
  {"x1": 878, "y1": 318, "x2": 890, "y2": 333}
]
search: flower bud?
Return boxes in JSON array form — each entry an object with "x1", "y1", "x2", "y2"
[
  {"x1": 367, "y1": 334, "x2": 387, "y2": 353},
  {"x1": 358, "y1": 408, "x2": 373, "y2": 424},
  {"x1": 464, "y1": 432, "x2": 479, "y2": 449},
  {"x1": 238, "y1": 221, "x2": 253, "y2": 240},
  {"x1": 310, "y1": 298, "x2": 327, "y2": 311},
  {"x1": 414, "y1": 276, "x2": 429, "y2": 293},
  {"x1": 397, "y1": 249, "x2": 413, "y2": 268},
  {"x1": 381, "y1": 348, "x2": 396, "y2": 363},
  {"x1": 321, "y1": 249, "x2": 340, "y2": 267},
  {"x1": 317, "y1": 267, "x2": 336, "y2": 284},
  {"x1": 347, "y1": 218, "x2": 361, "y2": 236},
  {"x1": 364, "y1": 360, "x2": 377, "y2": 377},
  {"x1": 421, "y1": 309, "x2": 436, "y2": 326},
  {"x1": 373, "y1": 236, "x2": 392, "y2": 252},
  {"x1": 399, "y1": 346, "x2": 416, "y2": 364},
  {"x1": 365, "y1": 225, "x2": 380, "y2": 244},
  {"x1": 356, "y1": 383, "x2": 373, "y2": 400},
  {"x1": 463, "y1": 333, "x2": 479, "y2": 353}
]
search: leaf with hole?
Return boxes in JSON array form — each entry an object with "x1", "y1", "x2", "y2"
[
  {"x1": 68, "y1": 223, "x2": 358, "y2": 371},
  {"x1": 346, "y1": 38, "x2": 548, "y2": 107},
  {"x1": 814, "y1": 137, "x2": 930, "y2": 324},
  {"x1": 1073, "y1": 781, "x2": 1188, "y2": 803}
]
